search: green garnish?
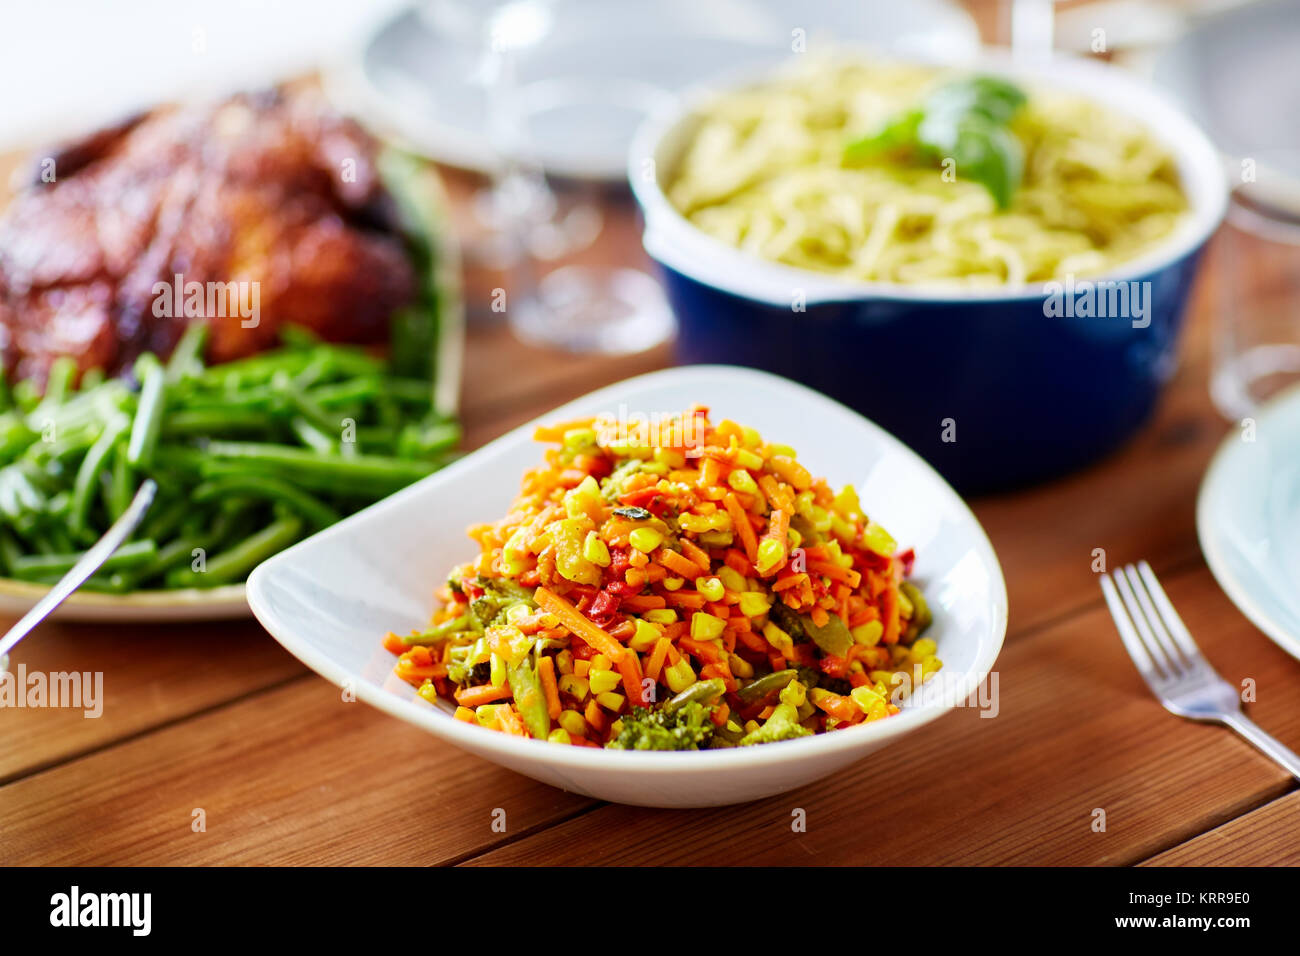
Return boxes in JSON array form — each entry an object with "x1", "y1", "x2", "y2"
[{"x1": 844, "y1": 74, "x2": 1028, "y2": 208}]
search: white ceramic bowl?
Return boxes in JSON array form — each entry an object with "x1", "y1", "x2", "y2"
[{"x1": 247, "y1": 366, "x2": 1007, "y2": 807}]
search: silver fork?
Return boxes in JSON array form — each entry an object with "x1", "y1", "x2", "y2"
[{"x1": 1101, "y1": 560, "x2": 1300, "y2": 780}]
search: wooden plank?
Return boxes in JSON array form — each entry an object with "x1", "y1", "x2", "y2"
[
  {"x1": 460, "y1": 564, "x2": 1300, "y2": 866},
  {"x1": 0, "y1": 675, "x2": 594, "y2": 865},
  {"x1": 1141, "y1": 792, "x2": 1300, "y2": 866},
  {"x1": 0, "y1": 619, "x2": 304, "y2": 784}
]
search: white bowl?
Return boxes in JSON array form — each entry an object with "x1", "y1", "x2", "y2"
[{"x1": 247, "y1": 366, "x2": 1007, "y2": 807}]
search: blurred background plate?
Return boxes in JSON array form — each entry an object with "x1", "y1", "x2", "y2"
[
  {"x1": 1152, "y1": 0, "x2": 1300, "y2": 182},
  {"x1": 329, "y1": 0, "x2": 980, "y2": 182},
  {"x1": 1198, "y1": 383, "x2": 1300, "y2": 662}
]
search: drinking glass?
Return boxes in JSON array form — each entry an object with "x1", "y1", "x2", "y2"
[{"x1": 1211, "y1": 151, "x2": 1300, "y2": 421}]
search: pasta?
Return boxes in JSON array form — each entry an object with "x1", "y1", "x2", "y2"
[{"x1": 667, "y1": 59, "x2": 1190, "y2": 288}]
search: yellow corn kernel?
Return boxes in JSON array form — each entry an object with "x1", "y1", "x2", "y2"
[
  {"x1": 558, "y1": 710, "x2": 587, "y2": 737},
  {"x1": 851, "y1": 686, "x2": 889, "y2": 720},
  {"x1": 582, "y1": 531, "x2": 611, "y2": 567},
  {"x1": 654, "y1": 447, "x2": 685, "y2": 468},
  {"x1": 589, "y1": 668, "x2": 621, "y2": 695},
  {"x1": 573, "y1": 658, "x2": 591, "y2": 678},
  {"x1": 919, "y1": 655, "x2": 942, "y2": 679},
  {"x1": 833, "y1": 484, "x2": 862, "y2": 517},
  {"x1": 547, "y1": 727, "x2": 572, "y2": 745},
  {"x1": 786, "y1": 526, "x2": 802, "y2": 550},
  {"x1": 662, "y1": 576, "x2": 685, "y2": 591},
  {"x1": 630, "y1": 619, "x2": 661, "y2": 652},
  {"x1": 911, "y1": 637, "x2": 937, "y2": 659},
  {"x1": 696, "y1": 576, "x2": 725, "y2": 602},
  {"x1": 852, "y1": 620, "x2": 884, "y2": 646},
  {"x1": 727, "y1": 469, "x2": 758, "y2": 495},
  {"x1": 591, "y1": 654, "x2": 611, "y2": 670},
  {"x1": 755, "y1": 537, "x2": 785, "y2": 574},
  {"x1": 738, "y1": 591, "x2": 771, "y2": 618},
  {"x1": 809, "y1": 504, "x2": 832, "y2": 533},
  {"x1": 629, "y1": 527, "x2": 664, "y2": 552},
  {"x1": 763, "y1": 621, "x2": 795, "y2": 657},
  {"x1": 896, "y1": 587, "x2": 915, "y2": 619},
  {"x1": 559, "y1": 674, "x2": 589, "y2": 700},
  {"x1": 733, "y1": 448, "x2": 764, "y2": 471},
  {"x1": 740, "y1": 425, "x2": 762, "y2": 448},
  {"x1": 861, "y1": 520, "x2": 897, "y2": 558},
  {"x1": 643, "y1": 608, "x2": 677, "y2": 624},
  {"x1": 475, "y1": 704, "x2": 502, "y2": 728},
  {"x1": 418, "y1": 681, "x2": 440, "y2": 705},
  {"x1": 691, "y1": 611, "x2": 726, "y2": 641},
  {"x1": 596, "y1": 691, "x2": 626, "y2": 712},
  {"x1": 489, "y1": 652, "x2": 507, "y2": 688},
  {"x1": 717, "y1": 566, "x2": 746, "y2": 593},
  {"x1": 555, "y1": 649, "x2": 574, "y2": 675},
  {"x1": 500, "y1": 525, "x2": 530, "y2": 575},
  {"x1": 767, "y1": 443, "x2": 797, "y2": 459},
  {"x1": 767, "y1": 455, "x2": 812, "y2": 491},
  {"x1": 454, "y1": 705, "x2": 476, "y2": 723},
  {"x1": 664, "y1": 659, "x2": 696, "y2": 693},
  {"x1": 728, "y1": 653, "x2": 754, "y2": 679},
  {"x1": 564, "y1": 475, "x2": 601, "y2": 519},
  {"x1": 562, "y1": 427, "x2": 596, "y2": 450}
]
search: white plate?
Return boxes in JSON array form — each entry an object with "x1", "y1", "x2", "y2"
[
  {"x1": 248, "y1": 366, "x2": 1007, "y2": 807},
  {"x1": 327, "y1": 0, "x2": 979, "y2": 182},
  {"x1": 1198, "y1": 384, "x2": 1300, "y2": 661},
  {"x1": 0, "y1": 581, "x2": 249, "y2": 623}
]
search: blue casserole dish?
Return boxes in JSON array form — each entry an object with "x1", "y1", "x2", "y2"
[{"x1": 628, "y1": 52, "x2": 1227, "y2": 492}]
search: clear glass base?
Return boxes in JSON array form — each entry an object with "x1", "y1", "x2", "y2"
[{"x1": 509, "y1": 265, "x2": 675, "y2": 355}]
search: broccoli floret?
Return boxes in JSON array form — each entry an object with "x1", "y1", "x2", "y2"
[
  {"x1": 606, "y1": 701, "x2": 715, "y2": 751},
  {"x1": 740, "y1": 681, "x2": 814, "y2": 746},
  {"x1": 469, "y1": 577, "x2": 536, "y2": 628}
]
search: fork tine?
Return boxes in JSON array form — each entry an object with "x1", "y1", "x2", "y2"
[
  {"x1": 1123, "y1": 564, "x2": 1194, "y2": 674},
  {"x1": 1100, "y1": 573, "x2": 1165, "y2": 687},
  {"x1": 1112, "y1": 567, "x2": 1177, "y2": 678},
  {"x1": 1137, "y1": 560, "x2": 1204, "y2": 662}
]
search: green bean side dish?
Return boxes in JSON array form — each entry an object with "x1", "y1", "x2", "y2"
[{"x1": 0, "y1": 323, "x2": 459, "y2": 592}]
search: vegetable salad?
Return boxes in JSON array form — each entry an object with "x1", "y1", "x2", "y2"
[{"x1": 385, "y1": 408, "x2": 938, "y2": 749}]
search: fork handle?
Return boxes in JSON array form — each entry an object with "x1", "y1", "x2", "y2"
[{"x1": 1223, "y1": 713, "x2": 1300, "y2": 781}]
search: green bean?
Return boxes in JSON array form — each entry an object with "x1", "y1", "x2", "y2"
[
  {"x1": 69, "y1": 415, "x2": 128, "y2": 536},
  {"x1": 166, "y1": 322, "x2": 209, "y2": 383},
  {"x1": 127, "y1": 356, "x2": 166, "y2": 468},
  {"x1": 106, "y1": 444, "x2": 134, "y2": 522},
  {"x1": 736, "y1": 669, "x2": 799, "y2": 704},
  {"x1": 161, "y1": 408, "x2": 279, "y2": 435},
  {"x1": 9, "y1": 539, "x2": 158, "y2": 579},
  {"x1": 192, "y1": 474, "x2": 339, "y2": 528},
  {"x1": 166, "y1": 516, "x2": 302, "y2": 588},
  {"x1": 289, "y1": 416, "x2": 336, "y2": 453},
  {"x1": 664, "y1": 677, "x2": 727, "y2": 714},
  {"x1": 201, "y1": 441, "x2": 437, "y2": 490}
]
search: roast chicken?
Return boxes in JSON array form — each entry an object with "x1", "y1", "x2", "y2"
[{"x1": 0, "y1": 88, "x2": 418, "y2": 384}]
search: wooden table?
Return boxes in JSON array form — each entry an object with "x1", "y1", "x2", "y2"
[{"x1": 4, "y1": 15, "x2": 1300, "y2": 866}]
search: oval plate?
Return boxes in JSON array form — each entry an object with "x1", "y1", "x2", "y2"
[
  {"x1": 0, "y1": 579, "x2": 249, "y2": 622},
  {"x1": 1197, "y1": 383, "x2": 1300, "y2": 660}
]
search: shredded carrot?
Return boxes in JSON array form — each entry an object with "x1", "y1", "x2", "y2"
[
  {"x1": 535, "y1": 586, "x2": 626, "y2": 662},
  {"x1": 537, "y1": 656, "x2": 563, "y2": 720},
  {"x1": 454, "y1": 684, "x2": 513, "y2": 708},
  {"x1": 722, "y1": 492, "x2": 758, "y2": 563},
  {"x1": 658, "y1": 548, "x2": 707, "y2": 579}
]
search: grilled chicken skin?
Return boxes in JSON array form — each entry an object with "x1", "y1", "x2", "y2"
[{"x1": 0, "y1": 88, "x2": 417, "y2": 384}]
